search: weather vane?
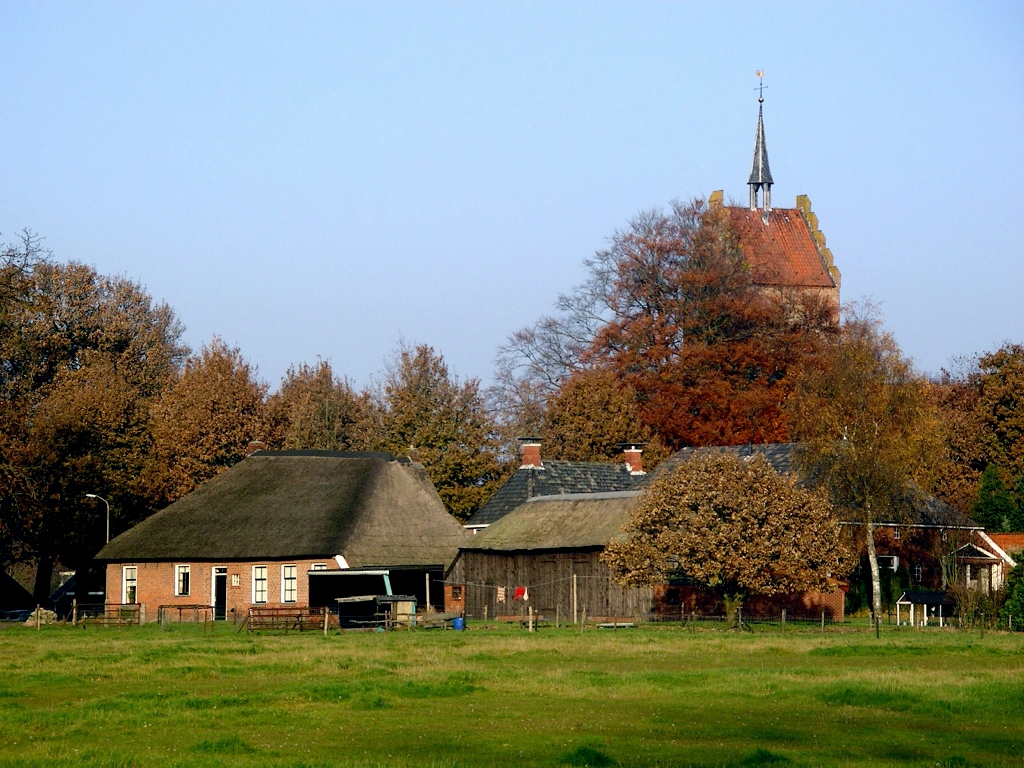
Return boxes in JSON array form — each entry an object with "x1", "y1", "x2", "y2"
[{"x1": 755, "y1": 70, "x2": 766, "y2": 103}]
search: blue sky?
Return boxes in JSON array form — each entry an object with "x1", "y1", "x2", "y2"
[{"x1": 1, "y1": 2, "x2": 1021, "y2": 389}]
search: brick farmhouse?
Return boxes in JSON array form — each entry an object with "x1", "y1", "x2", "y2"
[{"x1": 96, "y1": 451, "x2": 468, "y2": 622}]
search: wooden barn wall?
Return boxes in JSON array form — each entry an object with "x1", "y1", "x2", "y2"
[{"x1": 454, "y1": 549, "x2": 652, "y2": 620}]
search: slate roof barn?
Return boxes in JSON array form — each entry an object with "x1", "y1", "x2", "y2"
[{"x1": 465, "y1": 440, "x2": 645, "y2": 530}]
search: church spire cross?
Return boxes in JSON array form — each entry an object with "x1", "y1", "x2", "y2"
[{"x1": 748, "y1": 70, "x2": 773, "y2": 212}]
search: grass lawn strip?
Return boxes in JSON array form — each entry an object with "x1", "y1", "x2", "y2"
[{"x1": 0, "y1": 623, "x2": 1020, "y2": 766}]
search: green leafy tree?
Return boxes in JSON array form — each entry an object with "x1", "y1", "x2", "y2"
[
  {"x1": 267, "y1": 361, "x2": 374, "y2": 451},
  {"x1": 142, "y1": 338, "x2": 267, "y2": 508},
  {"x1": 976, "y1": 344, "x2": 1024, "y2": 479},
  {"x1": 788, "y1": 308, "x2": 943, "y2": 622},
  {"x1": 374, "y1": 343, "x2": 504, "y2": 522},
  {"x1": 973, "y1": 464, "x2": 1014, "y2": 532},
  {"x1": 1000, "y1": 562, "x2": 1024, "y2": 631},
  {"x1": 603, "y1": 452, "x2": 847, "y2": 624},
  {"x1": 1010, "y1": 474, "x2": 1024, "y2": 532}
]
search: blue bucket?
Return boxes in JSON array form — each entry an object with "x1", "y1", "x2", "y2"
[{"x1": 452, "y1": 617, "x2": 465, "y2": 631}]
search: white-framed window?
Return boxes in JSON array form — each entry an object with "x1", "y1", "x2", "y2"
[
  {"x1": 122, "y1": 566, "x2": 138, "y2": 604},
  {"x1": 231, "y1": 574, "x2": 241, "y2": 587},
  {"x1": 175, "y1": 565, "x2": 190, "y2": 596},
  {"x1": 282, "y1": 565, "x2": 297, "y2": 603},
  {"x1": 913, "y1": 563, "x2": 922, "y2": 582},
  {"x1": 894, "y1": 528, "x2": 901, "y2": 540},
  {"x1": 311, "y1": 563, "x2": 327, "y2": 571},
  {"x1": 252, "y1": 565, "x2": 268, "y2": 604}
]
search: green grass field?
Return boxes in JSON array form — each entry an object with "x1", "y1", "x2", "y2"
[{"x1": 0, "y1": 621, "x2": 1021, "y2": 767}]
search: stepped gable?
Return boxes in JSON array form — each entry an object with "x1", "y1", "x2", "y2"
[{"x1": 725, "y1": 205, "x2": 838, "y2": 289}]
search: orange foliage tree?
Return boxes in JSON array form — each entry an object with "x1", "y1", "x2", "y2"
[
  {"x1": 603, "y1": 452, "x2": 846, "y2": 623},
  {"x1": 495, "y1": 199, "x2": 833, "y2": 451},
  {"x1": 143, "y1": 338, "x2": 268, "y2": 508}
]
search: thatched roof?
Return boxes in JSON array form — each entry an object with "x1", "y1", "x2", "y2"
[
  {"x1": 466, "y1": 460, "x2": 642, "y2": 527},
  {"x1": 97, "y1": 451, "x2": 469, "y2": 567},
  {"x1": 463, "y1": 491, "x2": 640, "y2": 552}
]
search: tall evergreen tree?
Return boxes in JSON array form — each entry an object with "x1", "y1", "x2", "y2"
[{"x1": 973, "y1": 464, "x2": 1013, "y2": 531}]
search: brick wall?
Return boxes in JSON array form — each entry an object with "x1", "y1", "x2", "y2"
[
  {"x1": 105, "y1": 559, "x2": 339, "y2": 623},
  {"x1": 444, "y1": 583, "x2": 465, "y2": 614}
]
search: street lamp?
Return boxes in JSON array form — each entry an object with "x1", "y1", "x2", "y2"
[{"x1": 86, "y1": 494, "x2": 111, "y2": 543}]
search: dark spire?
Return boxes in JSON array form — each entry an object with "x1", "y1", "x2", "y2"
[{"x1": 748, "y1": 71, "x2": 772, "y2": 212}]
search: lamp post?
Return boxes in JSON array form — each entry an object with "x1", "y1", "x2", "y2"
[{"x1": 86, "y1": 494, "x2": 111, "y2": 543}]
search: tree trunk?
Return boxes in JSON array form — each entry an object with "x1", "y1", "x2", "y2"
[
  {"x1": 865, "y1": 521, "x2": 883, "y2": 623},
  {"x1": 723, "y1": 594, "x2": 743, "y2": 630},
  {"x1": 32, "y1": 554, "x2": 54, "y2": 605}
]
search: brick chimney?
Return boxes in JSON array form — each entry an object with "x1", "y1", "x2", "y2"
[
  {"x1": 518, "y1": 437, "x2": 543, "y2": 469},
  {"x1": 619, "y1": 443, "x2": 646, "y2": 475},
  {"x1": 246, "y1": 440, "x2": 269, "y2": 456}
]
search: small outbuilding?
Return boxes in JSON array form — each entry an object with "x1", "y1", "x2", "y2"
[
  {"x1": 96, "y1": 451, "x2": 469, "y2": 622},
  {"x1": 450, "y1": 491, "x2": 652, "y2": 622},
  {"x1": 895, "y1": 590, "x2": 955, "y2": 627}
]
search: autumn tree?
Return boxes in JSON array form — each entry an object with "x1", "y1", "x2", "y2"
[
  {"x1": 975, "y1": 344, "x2": 1024, "y2": 479},
  {"x1": 603, "y1": 452, "x2": 846, "y2": 623},
  {"x1": 788, "y1": 308, "x2": 943, "y2": 621},
  {"x1": 929, "y1": 364, "x2": 989, "y2": 515},
  {"x1": 542, "y1": 367, "x2": 668, "y2": 466},
  {"x1": 267, "y1": 360, "x2": 374, "y2": 451},
  {"x1": 373, "y1": 344, "x2": 504, "y2": 522},
  {"x1": 143, "y1": 338, "x2": 267, "y2": 508},
  {"x1": 493, "y1": 199, "x2": 833, "y2": 451},
  {"x1": 0, "y1": 257, "x2": 186, "y2": 598}
]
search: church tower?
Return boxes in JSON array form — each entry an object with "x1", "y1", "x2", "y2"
[
  {"x1": 707, "y1": 73, "x2": 841, "y2": 315},
  {"x1": 748, "y1": 73, "x2": 773, "y2": 211}
]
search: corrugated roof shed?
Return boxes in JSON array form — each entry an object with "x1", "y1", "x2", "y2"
[{"x1": 96, "y1": 451, "x2": 469, "y2": 567}]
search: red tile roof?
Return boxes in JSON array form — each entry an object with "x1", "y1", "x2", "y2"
[
  {"x1": 727, "y1": 207, "x2": 836, "y2": 289},
  {"x1": 987, "y1": 533, "x2": 1024, "y2": 553}
]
